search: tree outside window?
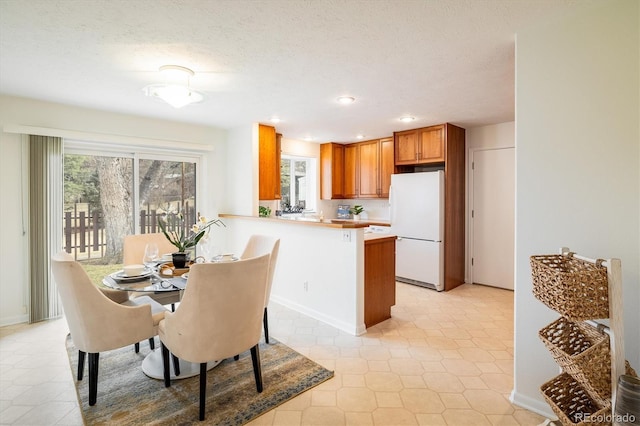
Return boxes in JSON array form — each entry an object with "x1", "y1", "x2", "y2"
[{"x1": 63, "y1": 152, "x2": 197, "y2": 265}]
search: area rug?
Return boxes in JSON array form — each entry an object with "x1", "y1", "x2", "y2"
[{"x1": 65, "y1": 335, "x2": 333, "y2": 425}]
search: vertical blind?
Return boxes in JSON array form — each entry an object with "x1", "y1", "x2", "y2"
[{"x1": 29, "y1": 135, "x2": 63, "y2": 322}]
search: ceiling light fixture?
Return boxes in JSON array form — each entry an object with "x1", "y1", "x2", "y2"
[
  {"x1": 143, "y1": 65, "x2": 203, "y2": 108},
  {"x1": 270, "y1": 117, "x2": 281, "y2": 124},
  {"x1": 399, "y1": 116, "x2": 415, "y2": 123},
  {"x1": 356, "y1": 134, "x2": 364, "y2": 139},
  {"x1": 337, "y1": 96, "x2": 355, "y2": 104}
]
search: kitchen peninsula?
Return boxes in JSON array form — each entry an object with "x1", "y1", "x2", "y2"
[{"x1": 219, "y1": 214, "x2": 396, "y2": 335}]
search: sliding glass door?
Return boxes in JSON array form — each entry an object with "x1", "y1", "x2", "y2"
[{"x1": 63, "y1": 147, "x2": 198, "y2": 268}]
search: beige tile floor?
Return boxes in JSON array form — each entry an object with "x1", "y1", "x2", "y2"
[{"x1": 0, "y1": 283, "x2": 548, "y2": 425}]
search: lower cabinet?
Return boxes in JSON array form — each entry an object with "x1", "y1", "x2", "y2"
[{"x1": 364, "y1": 235, "x2": 396, "y2": 328}]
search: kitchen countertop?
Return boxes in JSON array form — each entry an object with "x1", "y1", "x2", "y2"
[
  {"x1": 219, "y1": 214, "x2": 390, "y2": 229},
  {"x1": 364, "y1": 233, "x2": 397, "y2": 242}
]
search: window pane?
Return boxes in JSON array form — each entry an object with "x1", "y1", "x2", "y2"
[
  {"x1": 63, "y1": 154, "x2": 133, "y2": 264},
  {"x1": 294, "y1": 160, "x2": 307, "y2": 209},
  {"x1": 139, "y1": 159, "x2": 197, "y2": 235},
  {"x1": 280, "y1": 155, "x2": 316, "y2": 212},
  {"x1": 280, "y1": 159, "x2": 291, "y2": 207}
]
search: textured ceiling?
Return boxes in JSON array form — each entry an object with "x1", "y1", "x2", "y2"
[{"x1": 0, "y1": 0, "x2": 599, "y2": 142}]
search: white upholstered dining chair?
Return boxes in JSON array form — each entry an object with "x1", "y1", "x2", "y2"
[
  {"x1": 51, "y1": 251, "x2": 167, "y2": 406},
  {"x1": 240, "y1": 234, "x2": 280, "y2": 344},
  {"x1": 158, "y1": 254, "x2": 271, "y2": 421}
]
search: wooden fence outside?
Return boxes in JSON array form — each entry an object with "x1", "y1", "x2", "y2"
[{"x1": 64, "y1": 203, "x2": 195, "y2": 261}]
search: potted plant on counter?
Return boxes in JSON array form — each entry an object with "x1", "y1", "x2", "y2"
[
  {"x1": 259, "y1": 206, "x2": 271, "y2": 217},
  {"x1": 350, "y1": 205, "x2": 364, "y2": 221}
]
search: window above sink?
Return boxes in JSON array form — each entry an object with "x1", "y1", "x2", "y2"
[{"x1": 280, "y1": 155, "x2": 317, "y2": 213}]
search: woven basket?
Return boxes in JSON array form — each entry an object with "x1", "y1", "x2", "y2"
[
  {"x1": 530, "y1": 254, "x2": 609, "y2": 321},
  {"x1": 539, "y1": 317, "x2": 611, "y2": 404},
  {"x1": 541, "y1": 372, "x2": 611, "y2": 425}
]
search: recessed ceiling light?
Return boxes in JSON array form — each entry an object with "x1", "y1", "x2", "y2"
[
  {"x1": 270, "y1": 117, "x2": 281, "y2": 124},
  {"x1": 356, "y1": 134, "x2": 364, "y2": 139},
  {"x1": 304, "y1": 136, "x2": 313, "y2": 141},
  {"x1": 399, "y1": 116, "x2": 415, "y2": 123},
  {"x1": 337, "y1": 96, "x2": 355, "y2": 104}
]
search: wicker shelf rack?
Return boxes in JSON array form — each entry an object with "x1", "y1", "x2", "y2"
[{"x1": 531, "y1": 247, "x2": 626, "y2": 426}]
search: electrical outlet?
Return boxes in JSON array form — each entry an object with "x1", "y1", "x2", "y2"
[
  {"x1": 303, "y1": 281, "x2": 309, "y2": 292},
  {"x1": 342, "y1": 231, "x2": 351, "y2": 242}
]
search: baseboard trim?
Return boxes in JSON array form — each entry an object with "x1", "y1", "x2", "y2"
[
  {"x1": 510, "y1": 390, "x2": 556, "y2": 420},
  {"x1": 0, "y1": 313, "x2": 28, "y2": 327},
  {"x1": 270, "y1": 296, "x2": 366, "y2": 336}
]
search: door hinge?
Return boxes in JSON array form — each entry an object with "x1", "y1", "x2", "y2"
[
  {"x1": 472, "y1": 161, "x2": 474, "y2": 170},
  {"x1": 471, "y1": 258, "x2": 474, "y2": 266},
  {"x1": 471, "y1": 210, "x2": 474, "y2": 218}
]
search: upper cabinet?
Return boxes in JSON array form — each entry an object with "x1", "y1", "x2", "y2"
[
  {"x1": 321, "y1": 137, "x2": 394, "y2": 200},
  {"x1": 320, "y1": 143, "x2": 345, "y2": 199},
  {"x1": 379, "y1": 138, "x2": 394, "y2": 198},
  {"x1": 394, "y1": 124, "x2": 444, "y2": 166},
  {"x1": 258, "y1": 124, "x2": 281, "y2": 200},
  {"x1": 357, "y1": 140, "x2": 380, "y2": 198},
  {"x1": 343, "y1": 144, "x2": 358, "y2": 198}
]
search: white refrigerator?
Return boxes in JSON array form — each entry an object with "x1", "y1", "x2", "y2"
[{"x1": 390, "y1": 171, "x2": 445, "y2": 291}]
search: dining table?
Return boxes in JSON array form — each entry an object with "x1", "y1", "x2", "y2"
[{"x1": 102, "y1": 260, "x2": 234, "y2": 380}]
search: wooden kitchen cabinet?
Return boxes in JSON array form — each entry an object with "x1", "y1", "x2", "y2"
[
  {"x1": 321, "y1": 137, "x2": 394, "y2": 200},
  {"x1": 343, "y1": 144, "x2": 358, "y2": 198},
  {"x1": 364, "y1": 235, "x2": 396, "y2": 327},
  {"x1": 419, "y1": 125, "x2": 444, "y2": 162},
  {"x1": 320, "y1": 143, "x2": 345, "y2": 199},
  {"x1": 258, "y1": 124, "x2": 281, "y2": 200},
  {"x1": 394, "y1": 130, "x2": 420, "y2": 165},
  {"x1": 379, "y1": 137, "x2": 394, "y2": 198},
  {"x1": 342, "y1": 138, "x2": 394, "y2": 199},
  {"x1": 394, "y1": 124, "x2": 444, "y2": 166},
  {"x1": 357, "y1": 140, "x2": 379, "y2": 198}
]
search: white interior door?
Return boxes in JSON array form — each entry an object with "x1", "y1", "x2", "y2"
[{"x1": 471, "y1": 148, "x2": 515, "y2": 290}]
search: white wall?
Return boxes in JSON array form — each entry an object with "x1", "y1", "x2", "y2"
[
  {"x1": 513, "y1": 0, "x2": 639, "y2": 417},
  {"x1": 0, "y1": 95, "x2": 229, "y2": 326},
  {"x1": 466, "y1": 122, "x2": 514, "y2": 150},
  {"x1": 224, "y1": 123, "x2": 257, "y2": 217},
  {"x1": 0, "y1": 131, "x2": 28, "y2": 324},
  {"x1": 222, "y1": 216, "x2": 366, "y2": 335}
]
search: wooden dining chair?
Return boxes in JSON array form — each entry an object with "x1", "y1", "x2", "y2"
[
  {"x1": 158, "y1": 254, "x2": 270, "y2": 421},
  {"x1": 240, "y1": 235, "x2": 280, "y2": 343},
  {"x1": 51, "y1": 251, "x2": 167, "y2": 406}
]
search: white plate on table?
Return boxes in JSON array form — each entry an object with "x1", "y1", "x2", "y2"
[
  {"x1": 110, "y1": 268, "x2": 153, "y2": 281},
  {"x1": 161, "y1": 253, "x2": 173, "y2": 261}
]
